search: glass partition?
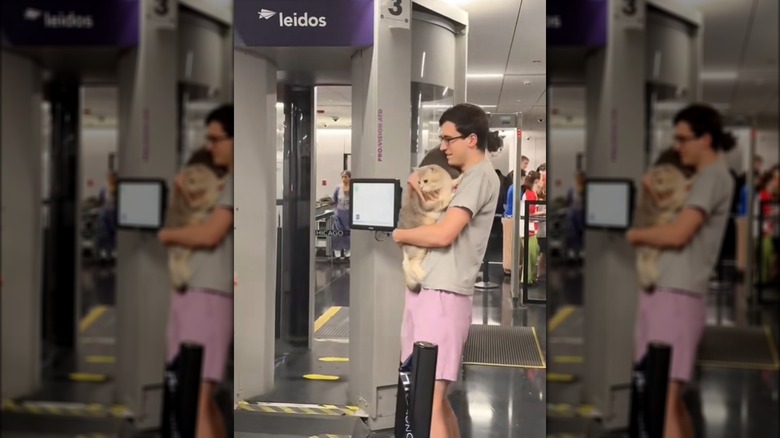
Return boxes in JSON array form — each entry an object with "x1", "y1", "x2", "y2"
[{"x1": 411, "y1": 82, "x2": 454, "y2": 168}]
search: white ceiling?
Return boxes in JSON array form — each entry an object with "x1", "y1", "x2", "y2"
[{"x1": 549, "y1": 0, "x2": 778, "y2": 127}]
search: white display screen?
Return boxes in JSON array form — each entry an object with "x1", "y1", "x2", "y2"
[
  {"x1": 117, "y1": 181, "x2": 165, "y2": 229},
  {"x1": 351, "y1": 181, "x2": 398, "y2": 230},
  {"x1": 585, "y1": 181, "x2": 633, "y2": 229}
]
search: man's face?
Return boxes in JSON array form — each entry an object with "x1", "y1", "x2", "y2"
[
  {"x1": 206, "y1": 121, "x2": 233, "y2": 167},
  {"x1": 754, "y1": 158, "x2": 764, "y2": 173},
  {"x1": 439, "y1": 121, "x2": 475, "y2": 168},
  {"x1": 674, "y1": 121, "x2": 709, "y2": 167},
  {"x1": 521, "y1": 159, "x2": 529, "y2": 170}
]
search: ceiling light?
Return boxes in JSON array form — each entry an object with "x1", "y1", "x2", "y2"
[
  {"x1": 700, "y1": 71, "x2": 738, "y2": 80},
  {"x1": 476, "y1": 104, "x2": 497, "y2": 108},
  {"x1": 467, "y1": 73, "x2": 504, "y2": 79}
]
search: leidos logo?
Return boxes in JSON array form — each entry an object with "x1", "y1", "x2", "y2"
[
  {"x1": 23, "y1": 8, "x2": 94, "y2": 28},
  {"x1": 257, "y1": 8, "x2": 327, "y2": 28}
]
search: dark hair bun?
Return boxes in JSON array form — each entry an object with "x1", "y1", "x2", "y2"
[{"x1": 487, "y1": 130, "x2": 503, "y2": 153}]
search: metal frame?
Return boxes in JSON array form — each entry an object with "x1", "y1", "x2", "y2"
[
  {"x1": 521, "y1": 199, "x2": 546, "y2": 305},
  {"x1": 755, "y1": 200, "x2": 779, "y2": 305}
]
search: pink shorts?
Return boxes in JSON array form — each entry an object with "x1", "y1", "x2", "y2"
[
  {"x1": 401, "y1": 288, "x2": 473, "y2": 382},
  {"x1": 167, "y1": 289, "x2": 233, "y2": 382},
  {"x1": 634, "y1": 288, "x2": 707, "y2": 383}
]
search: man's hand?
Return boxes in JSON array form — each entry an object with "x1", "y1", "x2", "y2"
[
  {"x1": 626, "y1": 228, "x2": 639, "y2": 245},
  {"x1": 407, "y1": 172, "x2": 425, "y2": 202},
  {"x1": 175, "y1": 172, "x2": 186, "y2": 192},
  {"x1": 392, "y1": 229, "x2": 404, "y2": 246},
  {"x1": 158, "y1": 229, "x2": 171, "y2": 245}
]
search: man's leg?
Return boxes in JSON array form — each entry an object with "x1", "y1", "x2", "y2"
[
  {"x1": 430, "y1": 380, "x2": 451, "y2": 438},
  {"x1": 406, "y1": 289, "x2": 471, "y2": 438},
  {"x1": 664, "y1": 381, "x2": 694, "y2": 438}
]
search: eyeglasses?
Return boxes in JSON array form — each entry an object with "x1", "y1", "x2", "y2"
[
  {"x1": 439, "y1": 134, "x2": 469, "y2": 145},
  {"x1": 206, "y1": 135, "x2": 231, "y2": 144},
  {"x1": 673, "y1": 134, "x2": 699, "y2": 144}
]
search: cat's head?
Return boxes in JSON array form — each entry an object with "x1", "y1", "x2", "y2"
[
  {"x1": 417, "y1": 164, "x2": 456, "y2": 196},
  {"x1": 181, "y1": 164, "x2": 225, "y2": 208},
  {"x1": 649, "y1": 164, "x2": 691, "y2": 207}
]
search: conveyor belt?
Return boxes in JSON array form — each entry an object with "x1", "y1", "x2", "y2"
[
  {"x1": 462, "y1": 325, "x2": 546, "y2": 369},
  {"x1": 697, "y1": 325, "x2": 779, "y2": 370}
]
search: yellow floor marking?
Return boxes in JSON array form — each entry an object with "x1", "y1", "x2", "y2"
[
  {"x1": 301, "y1": 407, "x2": 318, "y2": 415},
  {"x1": 554, "y1": 356, "x2": 583, "y2": 364},
  {"x1": 260, "y1": 405, "x2": 276, "y2": 413},
  {"x1": 86, "y1": 356, "x2": 116, "y2": 364},
  {"x1": 281, "y1": 406, "x2": 296, "y2": 414},
  {"x1": 548, "y1": 305, "x2": 575, "y2": 332},
  {"x1": 532, "y1": 326, "x2": 547, "y2": 368},
  {"x1": 69, "y1": 373, "x2": 108, "y2": 383},
  {"x1": 79, "y1": 305, "x2": 109, "y2": 333},
  {"x1": 303, "y1": 374, "x2": 340, "y2": 381},
  {"x1": 314, "y1": 306, "x2": 342, "y2": 332},
  {"x1": 547, "y1": 373, "x2": 575, "y2": 382},
  {"x1": 318, "y1": 357, "x2": 349, "y2": 362}
]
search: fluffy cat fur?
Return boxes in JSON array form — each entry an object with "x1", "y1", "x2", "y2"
[
  {"x1": 633, "y1": 147, "x2": 696, "y2": 292},
  {"x1": 397, "y1": 164, "x2": 463, "y2": 292},
  {"x1": 166, "y1": 148, "x2": 227, "y2": 291}
]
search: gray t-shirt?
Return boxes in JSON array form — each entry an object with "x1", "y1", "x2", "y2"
[
  {"x1": 420, "y1": 158, "x2": 500, "y2": 296},
  {"x1": 188, "y1": 177, "x2": 234, "y2": 295},
  {"x1": 656, "y1": 158, "x2": 734, "y2": 295}
]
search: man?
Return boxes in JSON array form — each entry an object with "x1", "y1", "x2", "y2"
[
  {"x1": 158, "y1": 104, "x2": 234, "y2": 438},
  {"x1": 627, "y1": 104, "x2": 735, "y2": 438},
  {"x1": 393, "y1": 103, "x2": 500, "y2": 438}
]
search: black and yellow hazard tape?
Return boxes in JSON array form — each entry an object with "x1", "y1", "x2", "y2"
[
  {"x1": 79, "y1": 305, "x2": 109, "y2": 333},
  {"x1": 546, "y1": 373, "x2": 576, "y2": 383},
  {"x1": 1, "y1": 399, "x2": 131, "y2": 418},
  {"x1": 553, "y1": 355, "x2": 583, "y2": 364},
  {"x1": 236, "y1": 400, "x2": 365, "y2": 417},
  {"x1": 547, "y1": 403, "x2": 600, "y2": 418},
  {"x1": 68, "y1": 372, "x2": 110, "y2": 383},
  {"x1": 318, "y1": 357, "x2": 349, "y2": 363},
  {"x1": 303, "y1": 373, "x2": 340, "y2": 381},
  {"x1": 86, "y1": 356, "x2": 116, "y2": 364}
]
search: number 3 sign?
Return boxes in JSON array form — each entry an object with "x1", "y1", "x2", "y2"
[
  {"x1": 381, "y1": 0, "x2": 410, "y2": 29},
  {"x1": 146, "y1": 0, "x2": 177, "y2": 30}
]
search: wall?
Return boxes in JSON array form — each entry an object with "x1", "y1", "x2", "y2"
[
  {"x1": 314, "y1": 128, "x2": 352, "y2": 200},
  {"x1": 80, "y1": 128, "x2": 118, "y2": 200},
  {"x1": 549, "y1": 127, "x2": 586, "y2": 199},
  {"x1": 489, "y1": 128, "x2": 547, "y2": 177}
]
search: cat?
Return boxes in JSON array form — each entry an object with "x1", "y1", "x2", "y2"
[
  {"x1": 397, "y1": 164, "x2": 463, "y2": 292},
  {"x1": 633, "y1": 147, "x2": 696, "y2": 292},
  {"x1": 166, "y1": 148, "x2": 227, "y2": 291}
]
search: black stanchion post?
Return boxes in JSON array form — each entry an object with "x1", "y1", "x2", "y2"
[
  {"x1": 629, "y1": 342, "x2": 671, "y2": 438},
  {"x1": 645, "y1": 342, "x2": 671, "y2": 438},
  {"x1": 522, "y1": 201, "x2": 530, "y2": 303},
  {"x1": 410, "y1": 342, "x2": 438, "y2": 437},
  {"x1": 394, "y1": 341, "x2": 439, "y2": 438},
  {"x1": 178, "y1": 342, "x2": 204, "y2": 438}
]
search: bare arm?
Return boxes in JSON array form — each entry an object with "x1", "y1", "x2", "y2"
[
  {"x1": 626, "y1": 207, "x2": 705, "y2": 249},
  {"x1": 392, "y1": 206, "x2": 471, "y2": 248},
  {"x1": 158, "y1": 207, "x2": 233, "y2": 248}
]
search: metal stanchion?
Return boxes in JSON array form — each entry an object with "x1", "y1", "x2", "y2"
[
  {"x1": 629, "y1": 342, "x2": 671, "y2": 438},
  {"x1": 474, "y1": 256, "x2": 498, "y2": 290},
  {"x1": 394, "y1": 341, "x2": 439, "y2": 438},
  {"x1": 162, "y1": 342, "x2": 204, "y2": 438}
]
